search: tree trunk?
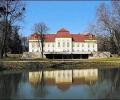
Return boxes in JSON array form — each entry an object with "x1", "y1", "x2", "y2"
[
  {"x1": 41, "y1": 38, "x2": 44, "y2": 58},
  {"x1": 4, "y1": 46, "x2": 8, "y2": 57},
  {"x1": 41, "y1": 46, "x2": 43, "y2": 58},
  {"x1": 72, "y1": 69, "x2": 73, "y2": 83},
  {"x1": 0, "y1": 49, "x2": 4, "y2": 59},
  {"x1": 4, "y1": 52, "x2": 7, "y2": 57}
]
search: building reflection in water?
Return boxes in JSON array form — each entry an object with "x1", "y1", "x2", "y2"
[{"x1": 29, "y1": 69, "x2": 98, "y2": 91}]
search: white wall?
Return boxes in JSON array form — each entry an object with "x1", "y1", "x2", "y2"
[
  {"x1": 55, "y1": 38, "x2": 72, "y2": 53},
  {"x1": 44, "y1": 42, "x2": 55, "y2": 53},
  {"x1": 29, "y1": 39, "x2": 97, "y2": 54},
  {"x1": 72, "y1": 42, "x2": 97, "y2": 53},
  {"x1": 29, "y1": 40, "x2": 41, "y2": 52}
]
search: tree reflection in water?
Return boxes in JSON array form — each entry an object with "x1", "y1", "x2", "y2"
[
  {"x1": 29, "y1": 68, "x2": 98, "y2": 96},
  {"x1": 0, "y1": 68, "x2": 119, "y2": 99},
  {"x1": 31, "y1": 67, "x2": 48, "y2": 98},
  {"x1": 0, "y1": 72, "x2": 22, "y2": 99},
  {"x1": 89, "y1": 68, "x2": 120, "y2": 99}
]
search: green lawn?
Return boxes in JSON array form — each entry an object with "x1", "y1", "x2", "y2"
[
  {"x1": 79, "y1": 57, "x2": 120, "y2": 62},
  {"x1": 1, "y1": 56, "x2": 120, "y2": 70},
  {"x1": 1, "y1": 54, "x2": 120, "y2": 63}
]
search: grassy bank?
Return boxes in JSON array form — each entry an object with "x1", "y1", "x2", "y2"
[{"x1": 0, "y1": 57, "x2": 120, "y2": 71}]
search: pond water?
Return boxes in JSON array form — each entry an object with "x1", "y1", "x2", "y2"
[{"x1": 0, "y1": 68, "x2": 120, "y2": 99}]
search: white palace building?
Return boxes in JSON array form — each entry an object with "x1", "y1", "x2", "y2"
[{"x1": 29, "y1": 28, "x2": 97, "y2": 59}]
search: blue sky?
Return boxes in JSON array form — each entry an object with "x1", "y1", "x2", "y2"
[{"x1": 20, "y1": 1, "x2": 110, "y2": 36}]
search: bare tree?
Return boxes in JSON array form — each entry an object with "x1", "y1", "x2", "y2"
[
  {"x1": 33, "y1": 22, "x2": 49, "y2": 58},
  {"x1": 97, "y1": 2, "x2": 120, "y2": 54},
  {"x1": 0, "y1": 0, "x2": 25, "y2": 59},
  {"x1": 87, "y1": 1, "x2": 120, "y2": 54},
  {"x1": 0, "y1": 21, "x2": 5, "y2": 58}
]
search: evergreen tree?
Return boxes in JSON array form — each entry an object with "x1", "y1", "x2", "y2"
[{"x1": 9, "y1": 26, "x2": 23, "y2": 54}]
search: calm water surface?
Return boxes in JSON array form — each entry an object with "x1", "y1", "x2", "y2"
[{"x1": 0, "y1": 68, "x2": 120, "y2": 99}]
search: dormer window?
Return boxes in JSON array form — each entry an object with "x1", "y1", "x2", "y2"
[{"x1": 89, "y1": 34, "x2": 93, "y2": 39}]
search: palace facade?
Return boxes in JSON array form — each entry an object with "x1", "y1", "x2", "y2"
[{"x1": 29, "y1": 28, "x2": 97, "y2": 59}]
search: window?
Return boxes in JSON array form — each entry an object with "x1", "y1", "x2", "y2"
[
  {"x1": 73, "y1": 43, "x2": 75, "y2": 47},
  {"x1": 93, "y1": 49, "x2": 96, "y2": 52},
  {"x1": 63, "y1": 72, "x2": 65, "y2": 77},
  {"x1": 32, "y1": 44, "x2": 34, "y2": 48},
  {"x1": 43, "y1": 43, "x2": 45, "y2": 47},
  {"x1": 63, "y1": 42, "x2": 65, "y2": 47},
  {"x1": 82, "y1": 43, "x2": 84, "y2": 47},
  {"x1": 36, "y1": 50, "x2": 39, "y2": 52},
  {"x1": 36, "y1": 43, "x2": 39, "y2": 47},
  {"x1": 67, "y1": 42, "x2": 69, "y2": 47},
  {"x1": 67, "y1": 73, "x2": 69, "y2": 77},
  {"x1": 58, "y1": 72, "x2": 60, "y2": 77},
  {"x1": 58, "y1": 42, "x2": 60, "y2": 47},
  {"x1": 89, "y1": 35, "x2": 93, "y2": 39},
  {"x1": 88, "y1": 44, "x2": 90, "y2": 48},
  {"x1": 63, "y1": 49, "x2": 66, "y2": 52},
  {"x1": 88, "y1": 71, "x2": 90, "y2": 76},
  {"x1": 48, "y1": 44, "x2": 50, "y2": 47}
]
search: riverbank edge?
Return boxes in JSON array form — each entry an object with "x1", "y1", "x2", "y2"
[{"x1": 0, "y1": 58, "x2": 120, "y2": 71}]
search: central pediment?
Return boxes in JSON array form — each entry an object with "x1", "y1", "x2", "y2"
[{"x1": 56, "y1": 28, "x2": 71, "y2": 38}]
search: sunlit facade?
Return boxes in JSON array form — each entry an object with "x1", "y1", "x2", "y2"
[{"x1": 29, "y1": 28, "x2": 97, "y2": 58}]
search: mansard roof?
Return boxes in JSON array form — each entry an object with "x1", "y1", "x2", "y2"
[{"x1": 29, "y1": 28, "x2": 96, "y2": 42}]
